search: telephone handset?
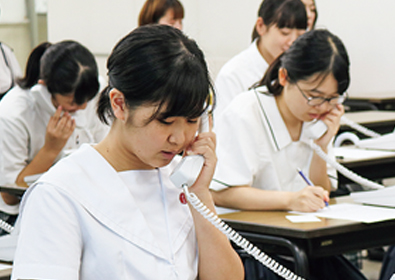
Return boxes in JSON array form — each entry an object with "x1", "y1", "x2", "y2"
[
  {"x1": 170, "y1": 112, "x2": 305, "y2": 280},
  {"x1": 304, "y1": 120, "x2": 328, "y2": 140}
]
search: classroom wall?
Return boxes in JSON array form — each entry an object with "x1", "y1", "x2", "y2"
[{"x1": 46, "y1": 0, "x2": 395, "y2": 97}]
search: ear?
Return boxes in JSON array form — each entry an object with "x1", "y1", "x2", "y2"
[
  {"x1": 255, "y1": 17, "x2": 267, "y2": 36},
  {"x1": 38, "y1": 79, "x2": 46, "y2": 85},
  {"x1": 278, "y1": 68, "x2": 288, "y2": 87},
  {"x1": 109, "y1": 89, "x2": 126, "y2": 121}
]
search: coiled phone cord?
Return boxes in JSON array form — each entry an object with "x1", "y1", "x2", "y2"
[
  {"x1": 341, "y1": 116, "x2": 381, "y2": 138},
  {"x1": 0, "y1": 219, "x2": 14, "y2": 234},
  {"x1": 182, "y1": 185, "x2": 304, "y2": 280},
  {"x1": 310, "y1": 141, "x2": 384, "y2": 190}
]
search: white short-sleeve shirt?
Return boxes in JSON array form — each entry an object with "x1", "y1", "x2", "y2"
[
  {"x1": 210, "y1": 87, "x2": 338, "y2": 192},
  {"x1": 12, "y1": 145, "x2": 198, "y2": 280},
  {"x1": 0, "y1": 84, "x2": 109, "y2": 214},
  {"x1": 214, "y1": 40, "x2": 268, "y2": 121}
]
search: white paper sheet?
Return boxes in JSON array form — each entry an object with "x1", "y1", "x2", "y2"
[
  {"x1": 290, "y1": 203, "x2": 395, "y2": 224},
  {"x1": 286, "y1": 215, "x2": 321, "y2": 223}
]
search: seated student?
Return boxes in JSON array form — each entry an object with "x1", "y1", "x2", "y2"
[
  {"x1": 211, "y1": 29, "x2": 368, "y2": 280},
  {"x1": 0, "y1": 42, "x2": 22, "y2": 99},
  {"x1": 138, "y1": 0, "x2": 184, "y2": 30},
  {"x1": 301, "y1": 0, "x2": 318, "y2": 31},
  {"x1": 0, "y1": 41, "x2": 109, "y2": 233},
  {"x1": 214, "y1": 0, "x2": 307, "y2": 119},
  {"x1": 11, "y1": 25, "x2": 244, "y2": 280}
]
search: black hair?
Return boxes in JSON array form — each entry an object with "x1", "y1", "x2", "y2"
[
  {"x1": 97, "y1": 24, "x2": 214, "y2": 125},
  {"x1": 251, "y1": 0, "x2": 307, "y2": 42},
  {"x1": 138, "y1": 0, "x2": 184, "y2": 26},
  {"x1": 17, "y1": 41, "x2": 99, "y2": 105},
  {"x1": 259, "y1": 29, "x2": 350, "y2": 96}
]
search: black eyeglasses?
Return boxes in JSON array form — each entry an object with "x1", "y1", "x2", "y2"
[{"x1": 295, "y1": 82, "x2": 347, "y2": 106}]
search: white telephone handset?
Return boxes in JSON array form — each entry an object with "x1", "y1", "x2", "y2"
[
  {"x1": 170, "y1": 112, "x2": 305, "y2": 280},
  {"x1": 304, "y1": 120, "x2": 328, "y2": 140}
]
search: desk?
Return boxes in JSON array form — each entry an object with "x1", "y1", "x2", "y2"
[
  {"x1": 339, "y1": 110, "x2": 395, "y2": 136},
  {"x1": 346, "y1": 91, "x2": 395, "y2": 111},
  {"x1": 219, "y1": 196, "x2": 395, "y2": 278},
  {"x1": 335, "y1": 147, "x2": 395, "y2": 185}
]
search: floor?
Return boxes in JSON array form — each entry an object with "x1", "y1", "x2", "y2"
[{"x1": 362, "y1": 257, "x2": 382, "y2": 280}]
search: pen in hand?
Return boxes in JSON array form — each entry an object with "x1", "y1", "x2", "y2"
[{"x1": 297, "y1": 168, "x2": 329, "y2": 208}]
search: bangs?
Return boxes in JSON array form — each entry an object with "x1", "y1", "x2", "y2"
[
  {"x1": 73, "y1": 68, "x2": 99, "y2": 105},
  {"x1": 274, "y1": 2, "x2": 307, "y2": 30},
  {"x1": 153, "y1": 58, "x2": 211, "y2": 120},
  {"x1": 173, "y1": 1, "x2": 184, "y2": 19}
]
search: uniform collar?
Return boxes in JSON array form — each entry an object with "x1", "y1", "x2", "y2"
[
  {"x1": 32, "y1": 145, "x2": 193, "y2": 260},
  {"x1": 254, "y1": 87, "x2": 312, "y2": 151}
]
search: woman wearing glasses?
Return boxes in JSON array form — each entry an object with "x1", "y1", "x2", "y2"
[
  {"x1": 210, "y1": 29, "x2": 369, "y2": 280},
  {"x1": 211, "y1": 29, "x2": 349, "y2": 213}
]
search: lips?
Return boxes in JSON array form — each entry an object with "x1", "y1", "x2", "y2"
[{"x1": 161, "y1": 150, "x2": 179, "y2": 160}]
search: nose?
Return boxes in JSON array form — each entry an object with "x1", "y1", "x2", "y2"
[{"x1": 168, "y1": 126, "x2": 186, "y2": 146}]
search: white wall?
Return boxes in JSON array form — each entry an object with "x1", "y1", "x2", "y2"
[{"x1": 47, "y1": 0, "x2": 395, "y2": 96}]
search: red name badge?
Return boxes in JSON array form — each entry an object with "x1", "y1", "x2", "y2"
[{"x1": 179, "y1": 193, "x2": 187, "y2": 204}]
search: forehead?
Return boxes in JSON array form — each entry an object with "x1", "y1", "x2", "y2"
[{"x1": 299, "y1": 73, "x2": 339, "y2": 94}]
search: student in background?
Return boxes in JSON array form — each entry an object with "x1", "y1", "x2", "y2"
[
  {"x1": 211, "y1": 29, "x2": 368, "y2": 280},
  {"x1": 138, "y1": 0, "x2": 184, "y2": 30},
  {"x1": 301, "y1": 0, "x2": 318, "y2": 30},
  {"x1": 0, "y1": 41, "x2": 109, "y2": 233},
  {"x1": 11, "y1": 25, "x2": 244, "y2": 280},
  {"x1": 0, "y1": 42, "x2": 22, "y2": 99},
  {"x1": 214, "y1": 0, "x2": 307, "y2": 119},
  {"x1": 0, "y1": 8, "x2": 22, "y2": 99}
]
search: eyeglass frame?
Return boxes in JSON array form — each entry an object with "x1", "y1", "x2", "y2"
[{"x1": 294, "y1": 82, "x2": 348, "y2": 106}]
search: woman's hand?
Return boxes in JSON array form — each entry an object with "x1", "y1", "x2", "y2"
[
  {"x1": 288, "y1": 185, "x2": 329, "y2": 212},
  {"x1": 187, "y1": 115, "x2": 217, "y2": 194},
  {"x1": 44, "y1": 106, "x2": 76, "y2": 155},
  {"x1": 316, "y1": 104, "x2": 344, "y2": 150}
]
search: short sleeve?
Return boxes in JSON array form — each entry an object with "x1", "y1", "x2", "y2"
[
  {"x1": 211, "y1": 97, "x2": 262, "y2": 191},
  {"x1": 0, "y1": 113, "x2": 30, "y2": 185},
  {"x1": 12, "y1": 184, "x2": 83, "y2": 280}
]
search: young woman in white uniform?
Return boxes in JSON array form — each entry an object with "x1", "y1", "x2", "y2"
[
  {"x1": 11, "y1": 25, "x2": 244, "y2": 280},
  {"x1": 214, "y1": 0, "x2": 307, "y2": 119},
  {"x1": 0, "y1": 41, "x2": 109, "y2": 232},
  {"x1": 211, "y1": 29, "x2": 370, "y2": 280},
  {"x1": 211, "y1": 29, "x2": 350, "y2": 213}
]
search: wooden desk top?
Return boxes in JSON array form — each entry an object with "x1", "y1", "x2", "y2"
[
  {"x1": 341, "y1": 110, "x2": 395, "y2": 126},
  {"x1": 219, "y1": 196, "x2": 395, "y2": 239},
  {"x1": 348, "y1": 91, "x2": 395, "y2": 103}
]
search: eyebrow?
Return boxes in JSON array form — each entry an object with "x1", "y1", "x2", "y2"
[{"x1": 309, "y1": 88, "x2": 340, "y2": 96}]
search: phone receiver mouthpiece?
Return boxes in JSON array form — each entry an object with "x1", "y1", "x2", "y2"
[{"x1": 170, "y1": 155, "x2": 205, "y2": 188}]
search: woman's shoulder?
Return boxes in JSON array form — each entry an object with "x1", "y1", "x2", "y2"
[
  {"x1": 217, "y1": 42, "x2": 260, "y2": 76},
  {"x1": 0, "y1": 86, "x2": 35, "y2": 120}
]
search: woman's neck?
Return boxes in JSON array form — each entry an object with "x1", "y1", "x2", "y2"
[
  {"x1": 275, "y1": 94, "x2": 303, "y2": 141},
  {"x1": 256, "y1": 38, "x2": 274, "y2": 65}
]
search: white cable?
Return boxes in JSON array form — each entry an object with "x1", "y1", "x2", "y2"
[
  {"x1": 0, "y1": 219, "x2": 14, "y2": 234},
  {"x1": 341, "y1": 116, "x2": 381, "y2": 138},
  {"x1": 310, "y1": 142, "x2": 384, "y2": 190},
  {"x1": 182, "y1": 185, "x2": 304, "y2": 280}
]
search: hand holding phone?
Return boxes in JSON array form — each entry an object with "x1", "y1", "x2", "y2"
[{"x1": 170, "y1": 112, "x2": 216, "y2": 189}]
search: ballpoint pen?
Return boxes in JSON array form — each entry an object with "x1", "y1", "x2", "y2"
[{"x1": 297, "y1": 168, "x2": 329, "y2": 207}]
